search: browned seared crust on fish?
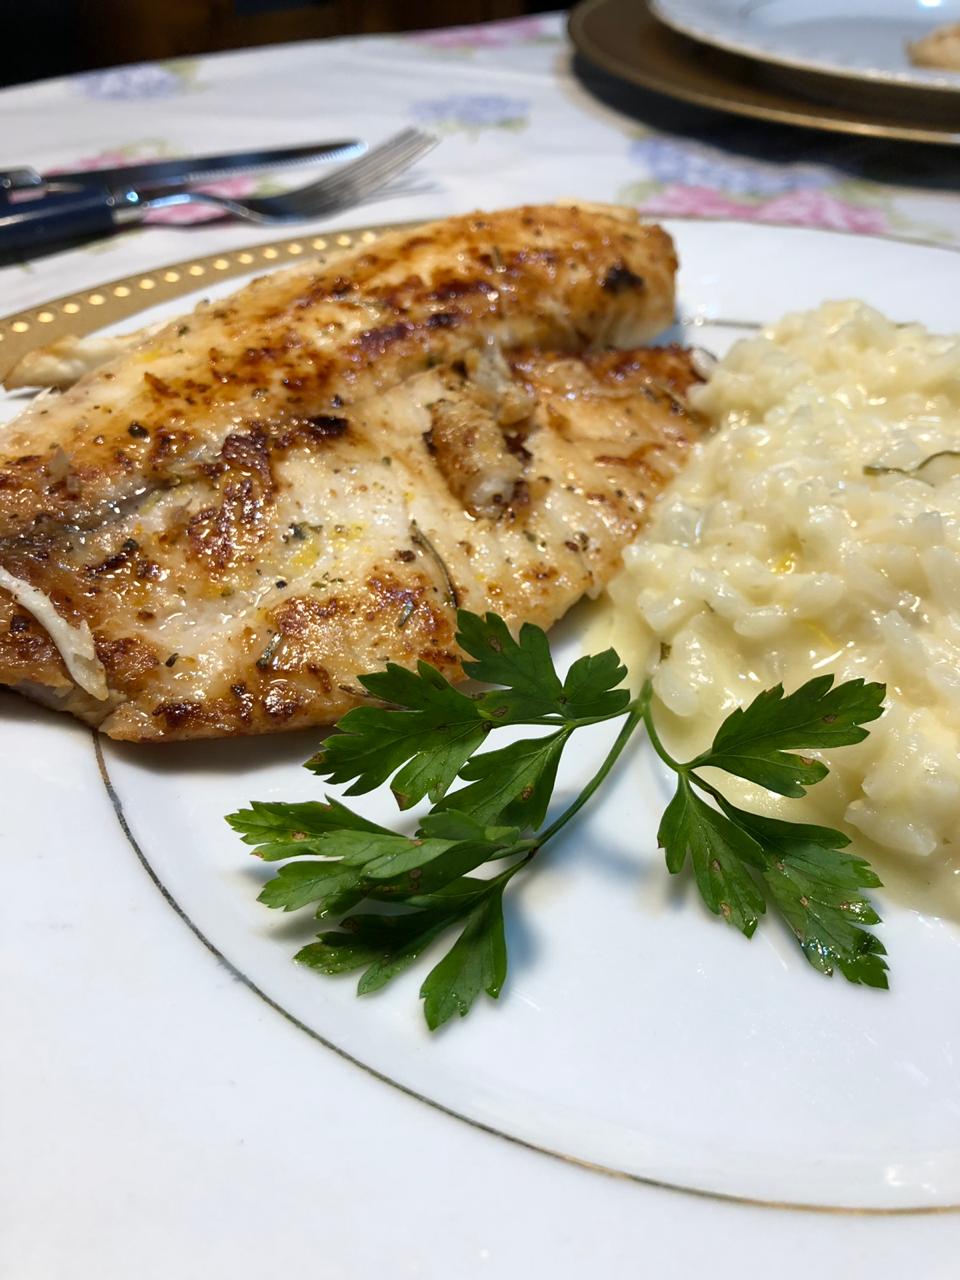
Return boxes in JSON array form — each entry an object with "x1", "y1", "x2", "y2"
[{"x1": 0, "y1": 203, "x2": 699, "y2": 740}]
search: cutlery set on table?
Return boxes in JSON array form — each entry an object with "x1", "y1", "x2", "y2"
[{"x1": 0, "y1": 128, "x2": 437, "y2": 255}]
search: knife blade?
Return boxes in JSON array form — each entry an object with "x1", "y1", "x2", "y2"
[{"x1": 0, "y1": 140, "x2": 366, "y2": 195}]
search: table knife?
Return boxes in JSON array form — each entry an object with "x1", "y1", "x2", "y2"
[{"x1": 0, "y1": 139, "x2": 365, "y2": 195}]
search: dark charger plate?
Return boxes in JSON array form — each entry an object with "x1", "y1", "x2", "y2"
[{"x1": 568, "y1": 0, "x2": 960, "y2": 146}]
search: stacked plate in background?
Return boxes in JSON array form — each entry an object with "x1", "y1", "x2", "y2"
[{"x1": 570, "y1": 0, "x2": 960, "y2": 145}]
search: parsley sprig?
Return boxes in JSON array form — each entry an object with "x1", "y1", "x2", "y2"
[{"x1": 227, "y1": 611, "x2": 888, "y2": 1030}]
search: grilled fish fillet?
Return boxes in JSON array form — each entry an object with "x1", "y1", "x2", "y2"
[{"x1": 0, "y1": 202, "x2": 700, "y2": 741}]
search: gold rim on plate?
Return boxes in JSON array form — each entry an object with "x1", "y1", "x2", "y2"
[
  {"x1": 568, "y1": 0, "x2": 960, "y2": 146},
  {"x1": 0, "y1": 222, "x2": 398, "y2": 383}
]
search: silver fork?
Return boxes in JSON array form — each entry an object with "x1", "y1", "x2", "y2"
[
  {"x1": 0, "y1": 129, "x2": 438, "y2": 255},
  {"x1": 124, "y1": 128, "x2": 438, "y2": 225}
]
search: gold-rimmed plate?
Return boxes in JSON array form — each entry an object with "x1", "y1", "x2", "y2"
[
  {"x1": 569, "y1": 0, "x2": 960, "y2": 146},
  {"x1": 4, "y1": 218, "x2": 960, "y2": 1218}
]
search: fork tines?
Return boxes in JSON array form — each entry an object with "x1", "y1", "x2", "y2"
[{"x1": 287, "y1": 127, "x2": 438, "y2": 217}]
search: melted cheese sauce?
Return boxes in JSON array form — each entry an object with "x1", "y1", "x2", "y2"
[{"x1": 606, "y1": 301, "x2": 960, "y2": 917}]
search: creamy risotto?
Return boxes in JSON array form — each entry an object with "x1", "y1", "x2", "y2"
[{"x1": 607, "y1": 300, "x2": 960, "y2": 910}]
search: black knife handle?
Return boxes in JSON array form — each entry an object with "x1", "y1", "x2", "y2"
[{"x1": 0, "y1": 188, "x2": 125, "y2": 253}]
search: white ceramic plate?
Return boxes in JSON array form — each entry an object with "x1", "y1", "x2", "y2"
[
  {"x1": 651, "y1": 0, "x2": 960, "y2": 92},
  {"x1": 4, "y1": 221, "x2": 960, "y2": 1273}
]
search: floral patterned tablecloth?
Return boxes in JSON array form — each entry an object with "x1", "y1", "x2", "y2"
[{"x1": 1, "y1": 10, "x2": 958, "y2": 313}]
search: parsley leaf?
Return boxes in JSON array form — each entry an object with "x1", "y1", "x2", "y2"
[
  {"x1": 258, "y1": 859, "x2": 369, "y2": 915},
  {"x1": 435, "y1": 730, "x2": 570, "y2": 827},
  {"x1": 657, "y1": 777, "x2": 766, "y2": 936},
  {"x1": 458, "y1": 610, "x2": 629, "y2": 723},
  {"x1": 248, "y1": 806, "x2": 527, "y2": 918},
  {"x1": 691, "y1": 675, "x2": 885, "y2": 797},
  {"x1": 298, "y1": 907, "x2": 463, "y2": 990},
  {"x1": 457, "y1": 610, "x2": 563, "y2": 720},
  {"x1": 297, "y1": 864, "x2": 516, "y2": 1022},
  {"x1": 226, "y1": 798, "x2": 390, "y2": 860},
  {"x1": 718, "y1": 803, "x2": 888, "y2": 988},
  {"x1": 420, "y1": 885, "x2": 509, "y2": 1029},
  {"x1": 558, "y1": 648, "x2": 632, "y2": 721},
  {"x1": 307, "y1": 660, "x2": 488, "y2": 808}
]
